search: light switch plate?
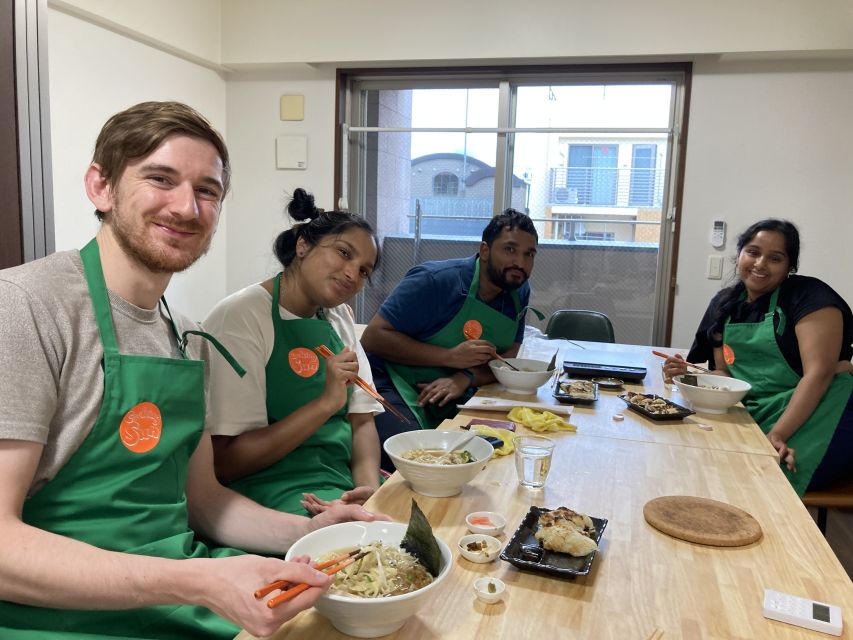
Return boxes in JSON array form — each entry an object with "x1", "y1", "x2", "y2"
[
  {"x1": 708, "y1": 255, "x2": 723, "y2": 280},
  {"x1": 280, "y1": 95, "x2": 304, "y2": 121},
  {"x1": 275, "y1": 135, "x2": 307, "y2": 170}
]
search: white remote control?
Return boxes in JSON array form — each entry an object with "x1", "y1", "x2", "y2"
[{"x1": 763, "y1": 588, "x2": 842, "y2": 636}]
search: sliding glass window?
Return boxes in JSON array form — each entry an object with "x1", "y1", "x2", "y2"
[{"x1": 340, "y1": 66, "x2": 689, "y2": 345}]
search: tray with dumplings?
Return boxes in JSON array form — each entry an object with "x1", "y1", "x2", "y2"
[
  {"x1": 553, "y1": 378, "x2": 598, "y2": 405},
  {"x1": 500, "y1": 506, "x2": 607, "y2": 578},
  {"x1": 618, "y1": 392, "x2": 695, "y2": 421}
]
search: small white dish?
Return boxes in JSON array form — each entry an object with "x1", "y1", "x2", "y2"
[
  {"x1": 465, "y1": 511, "x2": 506, "y2": 536},
  {"x1": 592, "y1": 377, "x2": 624, "y2": 389},
  {"x1": 458, "y1": 534, "x2": 502, "y2": 563},
  {"x1": 473, "y1": 577, "x2": 506, "y2": 604}
]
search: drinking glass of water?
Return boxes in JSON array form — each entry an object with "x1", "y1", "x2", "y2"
[{"x1": 513, "y1": 435, "x2": 555, "y2": 488}]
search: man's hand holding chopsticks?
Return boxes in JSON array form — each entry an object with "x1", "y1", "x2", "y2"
[{"x1": 199, "y1": 554, "x2": 332, "y2": 638}]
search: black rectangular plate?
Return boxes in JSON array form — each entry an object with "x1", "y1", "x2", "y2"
[
  {"x1": 552, "y1": 380, "x2": 599, "y2": 405},
  {"x1": 563, "y1": 361, "x2": 647, "y2": 381},
  {"x1": 618, "y1": 393, "x2": 695, "y2": 421},
  {"x1": 500, "y1": 506, "x2": 608, "y2": 577}
]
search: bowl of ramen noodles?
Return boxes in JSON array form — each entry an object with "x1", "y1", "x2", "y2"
[
  {"x1": 488, "y1": 358, "x2": 553, "y2": 394},
  {"x1": 285, "y1": 521, "x2": 453, "y2": 638},
  {"x1": 384, "y1": 430, "x2": 494, "y2": 497},
  {"x1": 673, "y1": 373, "x2": 752, "y2": 414}
]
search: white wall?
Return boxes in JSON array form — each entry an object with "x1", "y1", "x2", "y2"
[
  {"x1": 47, "y1": 8, "x2": 229, "y2": 321},
  {"x1": 224, "y1": 67, "x2": 338, "y2": 292},
  {"x1": 672, "y1": 58, "x2": 853, "y2": 347}
]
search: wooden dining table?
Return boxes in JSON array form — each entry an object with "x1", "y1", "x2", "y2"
[{"x1": 238, "y1": 339, "x2": 853, "y2": 639}]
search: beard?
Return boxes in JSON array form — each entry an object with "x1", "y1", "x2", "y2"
[
  {"x1": 484, "y1": 256, "x2": 529, "y2": 291},
  {"x1": 108, "y1": 199, "x2": 213, "y2": 274}
]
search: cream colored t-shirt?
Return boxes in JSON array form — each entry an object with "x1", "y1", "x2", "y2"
[{"x1": 203, "y1": 283, "x2": 382, "y2": 437}]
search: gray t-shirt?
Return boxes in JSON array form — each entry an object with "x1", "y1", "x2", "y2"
[{"x1": 0, "y1": 250, "x2": 211, "y2": 495}]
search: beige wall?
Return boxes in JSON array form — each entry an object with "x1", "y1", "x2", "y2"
[{"x1": 219, "y1": 0, "x2": 853, "y2": 65}]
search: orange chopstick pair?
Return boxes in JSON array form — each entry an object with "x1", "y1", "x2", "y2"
[
  {"x1": 313, "y1": 345, "x2": 414, "y2": 425},
  {"x1": 651, "y1": 350, "x2": 712, "y2": 373},
  {"x1": 254, "y1": 549, "x2": 365, "y2": 609}
]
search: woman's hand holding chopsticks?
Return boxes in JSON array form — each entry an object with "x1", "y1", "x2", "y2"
[{"x1": 318, "y1": 347, "x2": 360, "y2": 413}]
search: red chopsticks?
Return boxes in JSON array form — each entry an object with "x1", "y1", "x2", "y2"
[
  {"x1": 255, "y1": 549, "x2": 366, "y2": 609},
  {"x1": 313, "y1": 345, "x2": 414, "y2": 425},
  {"x1": 651, "y1": 350, "x2": 712, "y2": 373}
]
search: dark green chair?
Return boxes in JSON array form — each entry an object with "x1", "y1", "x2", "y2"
[{"x1": 544, "y1": 309, "x2": 616, "y2": 343}]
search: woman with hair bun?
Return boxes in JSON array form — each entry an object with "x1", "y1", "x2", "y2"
[
  {"x1": 666, "y1": 218, "x2": 853, "y2": 495},
  {"x1": 204, "y1": 188, "x2": 382, "y2": 516}
]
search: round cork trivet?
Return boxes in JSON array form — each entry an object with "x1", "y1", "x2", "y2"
[{"x1": 643, "y1": 496, "x2": 762, "y2": 547}]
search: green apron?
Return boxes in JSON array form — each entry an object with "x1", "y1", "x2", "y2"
[
  {"x1": 0, "y1": 239, "x2": 245, "y2": 639},
  {"x1": 228, "y1": 274, "x2": 354, "y2": 516},
  {"x1": 385, "y1": 257, "x2": 537, "y2": 429},
  {"x1": 724, "y1": 287, "x2": 853, "y2": 496}
]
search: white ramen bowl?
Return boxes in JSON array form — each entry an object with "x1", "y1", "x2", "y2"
[
  {"x1": 285, "y1": 521, "x2": 452, "y2": 638},
  {"x1": 488, "y1": 358, "x2": 553, "y2": 394},
  {"x1": 673, "y1": 373, "x2": 752, "y2": 414},
  {"x1": 384, "y1": 430, "x2": 493, "y2": 497}
]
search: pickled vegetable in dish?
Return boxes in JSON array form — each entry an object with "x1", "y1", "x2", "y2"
[
  {"x1": 321, "y1": 541, "x2": 434, "y2": 598},
  {"x1": 401, "y1": 448, "x2": 475, "y2": 464}
]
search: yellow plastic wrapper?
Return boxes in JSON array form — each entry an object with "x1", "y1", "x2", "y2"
[
  {"x1": 507, "y1": 406, "x2": 577, "y2": 433},
  {"x1": 469, "y1": 425, "x2": 514, "y2": 456}
]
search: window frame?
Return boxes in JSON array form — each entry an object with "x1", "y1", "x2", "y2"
[{"x1": 335, "y1": 63, "x2": 692, "y2": 345}]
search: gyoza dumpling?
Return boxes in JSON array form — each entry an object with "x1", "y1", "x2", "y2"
[{"x1": 534, "y1": 524, "x2": 598, "y2": 557}]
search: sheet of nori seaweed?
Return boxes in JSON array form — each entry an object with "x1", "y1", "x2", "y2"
[{"x1": 400, "y1": 499, "x2": 442, "y2": 577}]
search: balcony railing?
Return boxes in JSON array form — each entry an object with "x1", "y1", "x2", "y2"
[{"x1": 549, "y1": 166, "x2": 663, "y2": 208}]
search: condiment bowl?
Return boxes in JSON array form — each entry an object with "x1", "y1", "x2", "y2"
[
  {"x1": 285, "y1": 521, "x2": 452, "y2": 638},
  {"x1": 673, "y1": 374, "x2": 752, "y2": 414},
  {"x1": 488, "y1": 358, "x2": 553, "y2": 394},
  {"x1": 458, "y1": 534, "x2": 502, "y2": 563},
  {"x1": 473, "y1": 577, "x2": 506, "y2": 604},
  {"x1": 384, "y1": 430, "x2": 493, "y2": 497},
  {"x1": 465, "y1": 511, "x2": 506, "y2": 536}
]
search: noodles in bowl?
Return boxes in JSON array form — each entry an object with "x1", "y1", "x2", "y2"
[
  {"x1": 401, "y1": 448, "x2": 474, "y2": 465},
  {"x1": 285, "y1": 521, "x2": 453, "y2": 638},
  {"x1": 323, "y1": 541, "x2": 433, "y2": 598}
]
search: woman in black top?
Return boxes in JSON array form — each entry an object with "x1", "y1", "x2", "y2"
[{"x1": 666, "y1": 219, "x2": 853, "y2": 495}]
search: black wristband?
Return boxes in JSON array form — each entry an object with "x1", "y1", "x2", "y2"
[{"x1": 457, "y1": 368, "x2": 475, "y2": 385}]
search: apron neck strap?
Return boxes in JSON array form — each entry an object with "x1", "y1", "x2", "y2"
[
  {"x1": 767, "y1": 287, "x2": 786, "y2": 335},
  {"x1": 272, "y1": 272, "x2": 283, "y2": 321},
  {"x1": 80, "y1": 238, "x2": 120, "y2": 355}
]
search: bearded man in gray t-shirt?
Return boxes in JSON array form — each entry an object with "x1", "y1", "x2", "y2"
[{"x1": 0, "y1": 101, "x2": 385, "y2": 640}]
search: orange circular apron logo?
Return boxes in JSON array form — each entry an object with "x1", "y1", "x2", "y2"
[
  {"x1": 723, "y1": 344, "x2": 735, "y2": 366},
  {"x1": 463, "y1": 320, "x2": 483, "y2": 340},
  {"x1": 119, "y1": 401, "x2": 162, "y2": 454},
  {"x1": 288, "y1": 347, "x2": 320, "y2": 378}
]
